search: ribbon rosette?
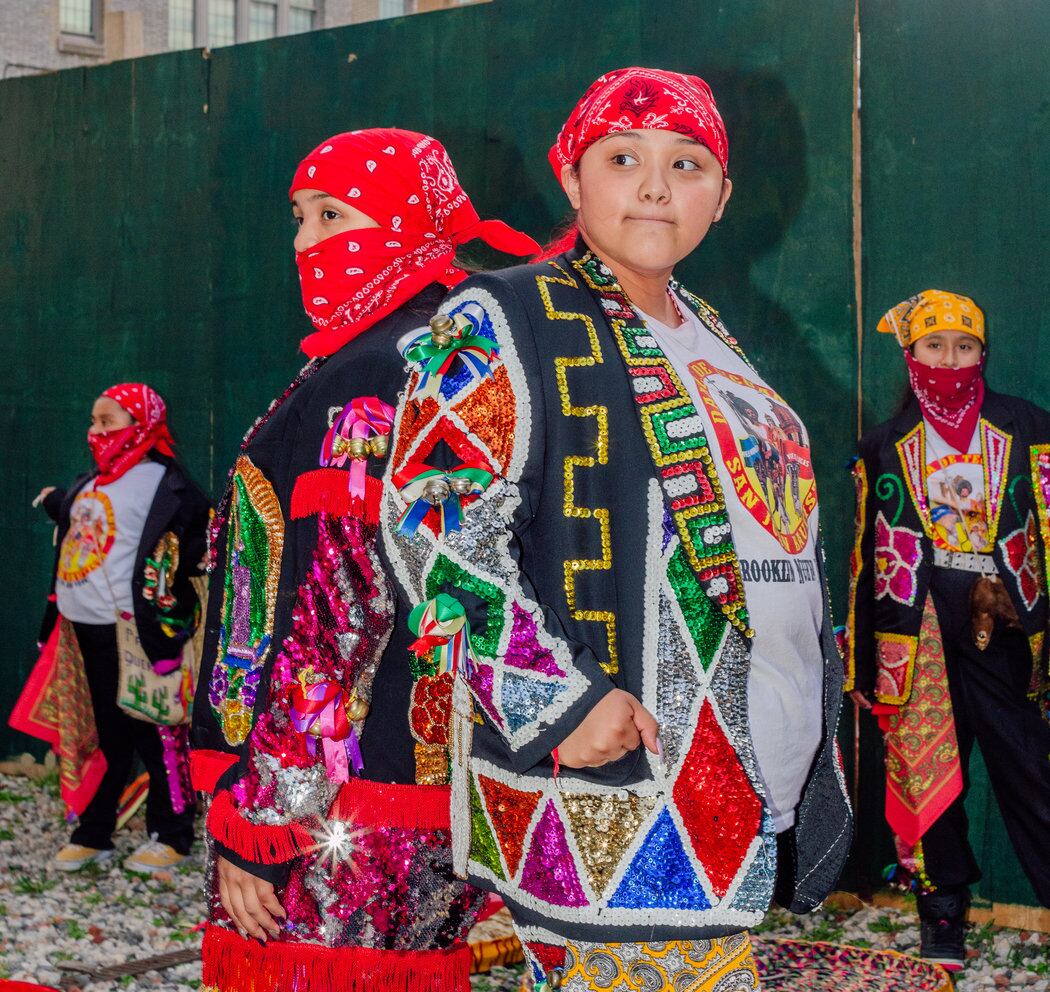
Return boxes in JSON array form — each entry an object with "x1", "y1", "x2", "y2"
[
  {"x1": 320, "y1": 396, "x2": 395, "y2": 502},
  {"x1": 408, "y1": 593, "x2": 474, "y2": 679},
  {"x1": 403, "y1": 312, "x2": 499, "y2": 400},
  {"x1": 289, "y1": 677, "x2": 364, "y2": 784},
  {"x1": 394, "y1": 460, "x2": 494, "y2": 538}
]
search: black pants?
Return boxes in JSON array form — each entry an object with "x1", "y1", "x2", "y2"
[
  {"x1": 920, "y1": 568, "x2": 1050, "y2": 908},
  {"x1": 70, "y1": 622, "x2": 196, "y2": 854}
]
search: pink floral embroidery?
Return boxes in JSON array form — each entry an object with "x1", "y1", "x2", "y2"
[
  {"x1": 875, "y1": 636, "x2": 915, "y2": 701},
  {"x1": 999, "y1": 513, "x2": 1042, "y2": 611},
  {"x1": 874, "y1": 512, "x2": 923, "y2": 606}
]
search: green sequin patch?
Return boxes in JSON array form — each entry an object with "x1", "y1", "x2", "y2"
[
  {"x1": 650, "y1": 407, "x2": 710, "y2": 456},
  {"x1": 683, "y1": 509, "x2": 735, "y2": 555},
  {"x1": 667, "y1": 546, "x2": 726, "y2": 670},
  {"x1": 468, "y1": 776, "x2": 506, "y2": 880},
  {"x1": 425, "y1": 554, "x2": 507, "y2": 659}
]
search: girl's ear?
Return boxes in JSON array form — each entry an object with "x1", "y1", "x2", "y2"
[{"x1": 560, "y1": 163, "x2": 582, "y2": 210}]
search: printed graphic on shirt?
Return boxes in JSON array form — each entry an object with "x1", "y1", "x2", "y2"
[
  {"x1": 58, "y1": 490, "x2": 116, "y2": 583},
  {"x1": 689, "y1": 359, "x2": 816, "y2": 555},
  {"x1": 925, "y1": 452, "x2": 991, "y2": 552}
]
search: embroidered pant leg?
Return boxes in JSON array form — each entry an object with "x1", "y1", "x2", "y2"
[
  {"x1": 927, "y1": 568, "x2": 1050, "y2": 906},
  {"x1": 70, "y1": 621, "x2": 136, "y2": 850},
  {"x1": 133, "y1": 721, "x2": 196, "y2": 854},
  {"x1": 524, "y1": 935, "x2": 760, "y2": 992}
]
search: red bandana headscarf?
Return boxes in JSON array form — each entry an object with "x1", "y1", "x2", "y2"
[
  {"x1": 542, "y1": 67, "x2": 729, "y2": 259},
  {"x1": 289, "y1": 128, "x2": 540, "y2": 358},
  {"x1": 550, "y1": 66, "x2": 729, "y2": 178},
  {"x1": 89, "y1": 383, "x2": 175, "y2": 485}
]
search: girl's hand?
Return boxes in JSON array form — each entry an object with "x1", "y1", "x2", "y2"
[
  {"x1": 557, "y1": 689, "x2": 660, "y2": 768},
  {"x1": 850, "y1": 689, "x2": 873, "y2": 710},
  {"x1": 32, "y1": 486, "x2": 56, "y2": 508},
  {"x1": 216, "y1": 856, "x2": 286, "y2": 941}
]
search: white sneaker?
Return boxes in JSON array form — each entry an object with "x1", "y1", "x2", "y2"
[
  {"x1": 124, "y1": 833, "x2": 187, "y2": 874},
  {"x1": 53, "y1": 843, "x2": 115, "y2": 872}
]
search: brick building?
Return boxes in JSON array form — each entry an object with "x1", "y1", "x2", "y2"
[{"x1": 0, "y1": 0, "x2": 480, "y2": 79}]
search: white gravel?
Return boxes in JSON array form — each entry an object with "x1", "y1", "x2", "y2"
[{"x1": 1, "y1": 772, "x2": 1045, "y2": 990}]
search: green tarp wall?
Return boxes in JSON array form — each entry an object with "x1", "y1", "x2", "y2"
[{"x1": 0, "y1": 0, "x2": 1043, "y2": 906}]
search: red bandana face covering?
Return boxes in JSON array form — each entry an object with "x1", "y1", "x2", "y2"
[
  {"x1": 88, "y1": 382, "x2": 175, "y2": 485},
  {"x1": 289, "y1": 128, "x2": 540, "y2": 358},
  {"x1": 905, "y1": 351, "x2": 986, "y2": 452}
]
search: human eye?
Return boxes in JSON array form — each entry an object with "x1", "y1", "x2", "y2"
[
  {"x1": 322, "y1": 208, "x2": 342, "y2": 221},
  {"x1": 611, "y1": 152, "x2": 639, "y2": 166},
  {"x1": 673, "y1": 158, "x2": 700, "y2": 171}
]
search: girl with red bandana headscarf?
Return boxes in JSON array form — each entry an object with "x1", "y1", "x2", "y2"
[
  {"x1": 381, "y1": 67, "x2": 851, "y2": 991},
  {"x1": 17, "y1": 383, "x2": 212, "y2": 875},
  {"x1": 847, "y1": 292, "x2": 1050, "y2": 969},
  {"x1": 190, "y1": 128, "x2": 538, "y2": 992}
]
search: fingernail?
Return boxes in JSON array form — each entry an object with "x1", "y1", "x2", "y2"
[{"x1": 655, "y1": 735, "x2": 666, "y2": 767}]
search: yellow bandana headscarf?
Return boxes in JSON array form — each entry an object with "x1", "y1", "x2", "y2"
[{"x1": 876, "y1": 289, "x2": 985, "y2": 348}]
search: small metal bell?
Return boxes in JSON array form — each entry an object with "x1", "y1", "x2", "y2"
[
  {"x1": 423, "y1": 478, "x2": 451, "y2": 504},
  {"x1": 546, "y1": 967, "x2": 565, "y2": 990},
  {"x1": 450, "y1": 476, "x2": 474, "y2": 496},
  {"x1": 429, "y1": 313, "x2": 454, "y2": 348},
  {"x1": 346, "y1": 697, "x2": 370, "y2": 721},
  {"x1": 347, "y1": 437, "x2": 369, "y2": 459},
  {"x1": 369, "y1": 434, "x2": 390, "y2": 458}
]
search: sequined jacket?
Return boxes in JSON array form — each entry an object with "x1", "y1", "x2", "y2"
[
  {"x1": 381, "y1": 246, "x2": 852, "y2": 944},
  {"x1": 190, "y1": 286, "x2": 483, "y2": 949},
  {"x1": 41, "y1": 460, "x2": 211, "y2": 663},
  {"x1": 845, "y1": 390, "x2": 1050, "y2": 704}
]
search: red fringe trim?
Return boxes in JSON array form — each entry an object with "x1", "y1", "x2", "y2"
[
  {"x1": 330, "y1": 779, "x2": 450, "y2": 830},
  {"x1": 201, "y1": 923, "x2": 472, "y2": 992},
  {"x1": 190, "y1": 750, "x2": 239, "y2": 794},
  {"x1": 206, "y1": 790, "x2": 314, "y2": 864},
  {"x1": 290, "y1": 470, "x2": 381, "y2": 525}
]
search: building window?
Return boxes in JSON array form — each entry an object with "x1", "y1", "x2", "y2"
[
  {"x1": 60, "y1": 0, "x2": 95, "y2": 36},
  {"x1": 208, "y1": 0, "x2": 237, "y2": 46},
  {"x1": 378, "y1": 0, "x2": 407, "y2": 18},
  {"x1": 249, "y1": 0, "x2": 278, "y2": 40},
  {"x1": 288, "y1": 0, "x2": 317, "y2": 34},
  {"x1": 168, "y1": 0, "x2": 196, "y2": 49}
]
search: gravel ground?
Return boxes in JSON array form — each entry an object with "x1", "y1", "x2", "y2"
[{"x1": 1, "y1": 772, "x2": 1045, "y2": 991}]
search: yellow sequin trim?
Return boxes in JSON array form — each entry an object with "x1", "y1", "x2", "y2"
[
  {"x1": 844, "y1": 458, "x2": 869, "y2": 692},
  {"x1": 874, "y1": 629, "x2": 919, "y2": 706},
  {"x1": 538, "y1": 261, "x2": 618, "y2": 675}
]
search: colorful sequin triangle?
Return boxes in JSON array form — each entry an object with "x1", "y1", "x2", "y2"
[
  {"x1": 451, "y1": 364, "x2": 517, "y2": 471},
  {"x1": 561, "y1": 792, "x2": 657, "y2": 898},
  {"x1": 500, "y1": 672, "x2": 564, "y2": 735},
  {"x1": 672, "y1": 700, "x2": 762, "y2": 898},
  {"x1": 607, "y1": 807, "x2": 711, "y2": 910},
  {"x1": 505, "y1": 603, "x2": 566, "y2": 677},
  {"x1": 479, "y1": 774, "x2": 543, "y2": 877},
  {"x1": 468, "y1": 775, "x2": 506, "y2": 880},
  {"x1": 519, "y1": 800, "x2": 589, "y2": 907},
  {"x1": 425, "y1": 554, "x2": 507, "y2": 658}
]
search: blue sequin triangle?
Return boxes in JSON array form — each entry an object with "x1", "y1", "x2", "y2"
[
  {"x1": 608, "y1": 807, "x2": 711, "y2": 910},
  {"x1": 501, "y1": 672, "x2": 563, "y2": 734}
]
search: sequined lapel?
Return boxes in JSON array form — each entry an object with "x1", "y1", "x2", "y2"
[{"x1": 571, "y1": 250, "x2": 752, "y2": 640}]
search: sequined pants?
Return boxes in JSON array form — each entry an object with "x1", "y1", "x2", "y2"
[{"x1": 528, "y1": 934, "x2": 761, "y2": 992}]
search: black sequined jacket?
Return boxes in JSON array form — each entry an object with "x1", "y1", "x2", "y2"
[
  {"x1": 845, "y1": 390, "x2": 1050, "y2": 704},
  {"x1": 381, "y1": 245, "x2": 852, "y2": 944},
  {"x1": 41, "y1": 459, "x2": 211, "y2": 663}
]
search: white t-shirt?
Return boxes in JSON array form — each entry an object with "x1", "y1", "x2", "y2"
[
  {"x1": 924, "y1": 422, "x2": 989, "y2": 552},
  {"x1": 640, "y1": 304, "x2": 824, "y2": 831},
  {"x1": 55, "y1": 461, "x2": 166, "y2": 625}
]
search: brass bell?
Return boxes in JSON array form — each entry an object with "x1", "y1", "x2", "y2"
[
  {"x1": 423, "y1": 478, "x2": 451, "y2": 504},
  {"x1": 369, "y1": 434, "x2": 390, "y2": 458},
  {"x1": 450, "y1": 476, "x2": 474, "y2": 496},
  {"x1": 346, "y1": 697, "x2": 370, "y2": 721},
  {"x1": 429, "y1": 313, "x2": 454, "y2": 348},
  {"x1": 347, "y1": 437, "x2": 369, "y2": 460},
  {"x1": 547, "y1": 967, "x2": 565, "y2": 990}
]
